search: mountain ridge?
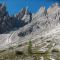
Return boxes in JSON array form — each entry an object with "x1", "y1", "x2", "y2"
[{"x1": 0, "y1": 3, "x2": 60, "y2": 60}]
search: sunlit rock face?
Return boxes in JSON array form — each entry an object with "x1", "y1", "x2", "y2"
[
  {"x1": 16, "y1": 8, "x2": 32, "y2": 23},
  {"x1": 33, "y1": 6, "x2": 47, "y2": 20},
  {"x1": 47, "y1": 3, "x2": 59, "y2": 14},
  {"x1": 39, "y1": 6, "x2": 47, "y2": 16}
]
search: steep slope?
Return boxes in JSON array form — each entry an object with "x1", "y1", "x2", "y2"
[
  {"x1": 0, "y1": 3, "x2": 60, "y2": 49},
  {"x1": 0, "y1": 3, "x2": 60, "y2": 60},
  {"x1": 10, "y1": 3, "x2": 60, "y2": 49}
]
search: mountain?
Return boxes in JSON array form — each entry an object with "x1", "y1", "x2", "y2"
[
  {"x1": 0, "y1": 3, "x2": 60, "y2": 60},
  {"x1": 0, "y1": 4, "x2": 32, "y2": 34},
  {"x1": 16, "y1": 8, "x2": 32, "y2": 23}
]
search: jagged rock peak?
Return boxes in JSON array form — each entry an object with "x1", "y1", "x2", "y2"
[
  {"x1": 0, "y1": 5, "x2": 32, "y2": 34},
  {"x1": 0, "y1": 3, "x2": 6, "y2": 11},
  {"x1": 47, "y1": 3, "x2": 59, "y2": 14},
  {"x1": 39, "y1": 6, "x2": 46, "y2": 13},
  {"x1": 16, "y1": 7, "x2": 32, "y2": 23},
  {"x1": 16, "y1": 7, "x2": 30, "y2": 19},
  {"x1": 0, "y1": 3, "x2": 8, "y2": 17},
  {"x1": 39, "y1": 6, "x2": 47, "y2": 16},
  {"x1": 33, "y1": 6, "x2": 47, "y2": 19},
  {"x1": 52, "y1": 3, "x2": 59, "y2": 8}
]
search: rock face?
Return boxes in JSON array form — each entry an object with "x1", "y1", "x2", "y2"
[
  {"x1": 47, "y1": 3, "x2": 59, "y2": 14},
  {"x1": 16, "y1": 8, "x2": 32, "y2": 23}
]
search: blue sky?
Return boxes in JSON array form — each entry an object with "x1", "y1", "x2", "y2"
[{"x1": 0, "y1": 0, "x2": 59, "y2": 15}]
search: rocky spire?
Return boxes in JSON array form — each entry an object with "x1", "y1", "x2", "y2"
[
  {"x1": 16, "y1": 8, "x2": 26, "y2": 20},
  {"x1": 47, "y1": 3, "x2": 59, "y2": 14},
  {"x1": 33, "y1": 6, "x2": 47, "y2": 20},
  {"x1": 39, "y1": 6, "x2": 47, "y2": 16},
  {"x1": 16, "y1": 7, "x2": 32, "y2": 23}
]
